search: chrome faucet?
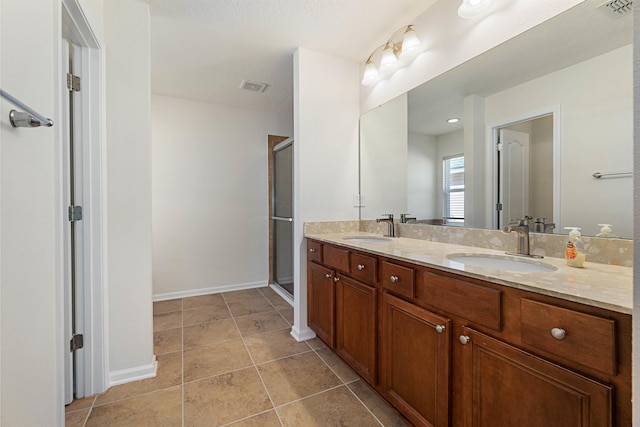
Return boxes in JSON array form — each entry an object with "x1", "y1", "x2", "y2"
[
  {"x1": 533, "y1": 217, "x2": 556, "y2": 234},
  {"x1": 503, "y1": 217, "x2": 538, "y2": 257},
  {"x1": 400, "y1": 213, "x2": 416, "y2": 223},
  {"x1": 376, "y1": 214, "x2": 395, "y2": 237}
]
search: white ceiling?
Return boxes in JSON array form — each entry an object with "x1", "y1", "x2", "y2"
[{"x1": 145, "y1": 0, "x2": 439, "y2": 116}]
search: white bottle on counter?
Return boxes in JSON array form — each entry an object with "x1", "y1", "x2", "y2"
[{"x1": 564, "y1": 227, "x2": 585, "y2": 268}]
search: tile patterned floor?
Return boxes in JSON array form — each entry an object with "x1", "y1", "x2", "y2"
[{"x1": 65, "y1": 287, "x2": 410, "y2": 427}]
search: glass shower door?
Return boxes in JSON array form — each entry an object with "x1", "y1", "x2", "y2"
[{"x1": 272, "y1": 139, "x2": 294, "y2": 297}]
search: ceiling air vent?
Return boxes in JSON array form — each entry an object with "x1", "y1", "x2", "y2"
[
  {"x1": 239, "y1": 80, "x2": 268, "y2": 93},
  {"x1": 598, "y1": 0, "x2": 632, "y2": 18}
]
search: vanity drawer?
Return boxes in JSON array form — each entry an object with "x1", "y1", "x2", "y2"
[
  {"x1": 349, "y1": 252, "x2": 377, "y2": 284},
  {"x1": 323, "y1": 244, "x2": 350, "y2": 273},
  {"x1": 520, "y1": 299, "x2": 616, "y2": 375},
  {"x1": 417, "y1": 272, "x2": 501, "y2": 330},
  {"x1": 307, "y1": 240, "x2": 323, "y2": 263},
  {"x1": 380, "y1": 261, "x2": 415, "y2": 299}
]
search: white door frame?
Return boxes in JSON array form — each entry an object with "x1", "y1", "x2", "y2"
[
  {"x1": 59, "y1": 0, "x2": 108, "y2": 401},
  {"x1": 485, "y1": 105, "x2": 561, "y2": 231}
]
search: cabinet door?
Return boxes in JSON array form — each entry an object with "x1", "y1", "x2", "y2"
[
  {"x1": 380, "y1": 292, "x2": 451, "y2": 427},
  {"x1": 335, "y1": 274, "x2": 376, "y2": 384},
  {"x1": 459, "y1": 327, "x2": 612, "y2": 427},
  {"x1": 307, "y1": 261, "x2": 335, "y2": 347}
]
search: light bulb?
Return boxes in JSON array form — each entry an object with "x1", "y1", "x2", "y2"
[
  {"x1": 458, "y1": 0, "x2": 493, "y2": 19},
  {"x1": 361, "y1": 61, "x2": 381, "y2": 86},
  {"x1": 400, "y1": 26, "x2": 421, "y2": 60},
  {"x1": 379, "y1": 43, "x2": 399, "y2": 74}
]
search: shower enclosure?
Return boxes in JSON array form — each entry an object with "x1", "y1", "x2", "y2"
[{"x1": 271, "y1": 138, "x2": 294, "y2": 297}]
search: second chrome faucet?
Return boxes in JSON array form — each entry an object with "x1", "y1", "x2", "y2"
[{"x1": 376, "y1": 214, "x2": 395, "y2": 237}]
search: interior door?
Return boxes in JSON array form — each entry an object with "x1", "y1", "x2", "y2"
[
  {"x1": 272, "y1": 138, "x2": 294, "y2": 297},
  {"x1": 499, "y1": 129, "x2": 530, "y2": 228}
]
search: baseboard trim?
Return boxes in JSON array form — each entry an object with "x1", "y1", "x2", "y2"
[
  {"x1": 269, "y1": 284, "x2": 294, "y2": 307},
  {"x1": 153, "y1": 281, "x2": 268, "y2": 302},
  {"x1": 290, "y1": 325, "x2": 316, "y2": 342},
  {"x1": 109, "y1": 356, "x2": 157, "y2": 387}
]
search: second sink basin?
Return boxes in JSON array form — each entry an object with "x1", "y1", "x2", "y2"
[
  {"x1": 343, "y1": 236, "x2": 391, "y2": 243},
  {"x1": 446, "y1": 254, "x2": 557, "y2": 273}
]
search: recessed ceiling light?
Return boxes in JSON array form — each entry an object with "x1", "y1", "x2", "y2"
[
  {"x1": 446, "y1": 118, "x2": 460, "y2": 123},
  {"x1": 239, "y1": 80, "x2": 268, "y2": 93}
]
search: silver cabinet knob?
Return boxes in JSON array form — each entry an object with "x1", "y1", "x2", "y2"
[
  {"x1": 310, "y1": 248, "x2": 316, "y2": 253},
  {"x1": 459, "y1": 335, "x2": 471, "y2": 345},
  {"x1": 325, "y1": 273, "x2": 331, "y2": 279},
  {"x1": 389, "y1": 275, "x2": 399, "y2": 283},
  {"x1": 551, "y1": 328, "x2": 566, "y2": 340},
  {"x1": 334, "y1": 276, "x2": 340, "y2": 283},
  {"x1": 435, "y1": 325, "x2": 445, "y2": 334},
  {"x1": 357, "y1": 264, "x2": 365, "y2": 270}
]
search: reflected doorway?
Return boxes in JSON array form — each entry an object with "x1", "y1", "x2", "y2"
[{"x1": 269, "y1": 136, "x2": 294, "y2": 298}]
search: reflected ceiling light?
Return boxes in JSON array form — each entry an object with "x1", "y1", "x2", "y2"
[
  {"x1": 458, "y1": 0, "x2": 493, "y2": 19},
  {"x1": 447, "y1": 118, "x2": 460, "y2": 123},
  {"x1": 361, "y1": 25, "x2": 423, "y2": 86}
]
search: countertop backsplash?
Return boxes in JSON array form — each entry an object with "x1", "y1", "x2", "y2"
[{"x1": 303, "y1": 220, "x2": 632, "y2": 267}]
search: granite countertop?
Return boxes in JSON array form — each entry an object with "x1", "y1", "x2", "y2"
[{"x1": 305, "y1": 231, "x2": 633, "y2": 314}]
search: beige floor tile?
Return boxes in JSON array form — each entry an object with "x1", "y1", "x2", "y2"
[
  {"x1": 235, "y1": 311, "x2": 289, "y2": 337},
  {"x1": 65, "y1": 395, "x2": 96, "y2": 413},
  {"x1": 154, "y1": 327, "x2": 182, "y2": 354},
  {"x1": 223, "y1": 288, "x2": 263, "y2": 302},
  {"x1": 226, "y1": 410, "x2": 282, "y2": 426},
  {"x1": 348, "y1": 380, "x2": 411, "y2": 427},
  {"x1": 227, "y1": 295, "x2": 275, "y2": 317},
  {"x1": 278, "y1": 307, "x2": 294, "y2": 325},
  {"x1": 65, "y1": 408, "x2": 90, "y2": 427},
  {"x1": 153, "y1": 310, "x2": 182, "y2": 332},
  {"x1": 278, "y1": 386, "x2": 381, "y2": 426},
  {"x1": 184, "y1": 338, "x2": 253, "y2": 382},
  {"x1": 184, "y1": 367, "x2": 272, "y2": 426},
  {"x1": 95, "y1": 351, "x2": 182, "y2": 405},
  {"x1": 183, "y1": 301, "x2": 231, "y2": 326},
  {"x1": 259, "y1": 287, "x2": 292, "y2": 310},
  {"x1": 258, "y1": 351, "x2": 341, "y2": 406},
  {"x1": 304, "y1": 337, "x2": 328, "y2": 350},
  {"x1": 183, "y1": 318, "x2": 240, "y2": 349},
  {"x1": 86, "y1": 386, "x2": 182, "y2": 427},
  {"x1": 153, "y1": 299, "x2": 182, "y2": 314},
  {"x1": 244, "y1": 328, "x2": 312, "y2": 364},
  {"x1": 315, "y1": 347, "x2": 359, "y2": 383},
  {"x1": 183, "y1": 293, "x2": 225, "y2": 310}
]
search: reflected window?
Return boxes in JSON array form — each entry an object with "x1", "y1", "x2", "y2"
[{"x1": 443, "y1": 155, "x2": 465, "y2": 224}]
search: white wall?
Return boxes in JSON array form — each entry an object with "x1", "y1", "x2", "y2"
[
  {"x1": 151, "y1": 94, "x2": 292, "y2": 298},
  {"x1": 292, "y1": 47, "x2": 360, "y2": 340},
  {"x1": 0, "y1": 1, "x2": 61, "y2": 424},
  {"x1": 408, "y1": 133, "x2": 437, "y2": 220},
  {"x1": 104, "y1": 0, "x2": 154, "y2": 377},
  {"x1": 361, "y1": 0, "x2": 583, "y2": 112},
  {"x1": 485, "y1": 45, "x2": 632, "y2": 237},
  {"x1": 360, "y1": 94, "x2": 407, "y2": 219}
]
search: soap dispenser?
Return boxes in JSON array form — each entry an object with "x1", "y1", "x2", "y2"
[
  {"x1": 596, "y1": 224, "x2": 618, "y2": 238},
  {"x1": 564, "y1": 227, "x2": 586, "y2": 268}
]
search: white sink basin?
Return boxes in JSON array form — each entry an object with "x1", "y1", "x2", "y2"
[
  {"x1": 446, "y1": 254, "x2": 557, "y2": 273},
  {"x1": 343, "y1": 236, "x2": 391, "y2": 243}
]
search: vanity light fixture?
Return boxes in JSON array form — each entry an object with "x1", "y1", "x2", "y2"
[
  {"x1": 361, "y1": 25, "x2": 422, "y2": 86},
  {"x1": 447, "y1": 118, "x2": 460, "y2": 123},
  {"x1": 458, "y1": 0, "x2": 493, "y2": 19}
]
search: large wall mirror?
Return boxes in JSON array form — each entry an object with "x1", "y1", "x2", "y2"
[{"x1": 360, "y1": 0, "x2": 632, "y2": 238}]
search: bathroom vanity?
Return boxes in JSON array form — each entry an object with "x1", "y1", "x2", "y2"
[{"x1": 306, "y1": 233, "x2": 631, "y2": 427}]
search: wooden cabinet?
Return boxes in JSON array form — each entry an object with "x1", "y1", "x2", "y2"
[
  {"x1": 306, "y1": 238, "x2": 631, "y2": 426},
  {"x1": 335, "y1": 274, "x2": 376, "y2": 383},
  {"x1": 307, "y1": 261, "x2": 335, "y2": 347},
  {"x1": 380, "y1": 292, "x2": 451, "y2": 427},
  {"x1": 460, "y1": 327, "x2": 612, "y2": 427}
]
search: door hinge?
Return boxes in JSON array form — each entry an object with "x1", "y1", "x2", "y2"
[
  {"x1": 67, "y1": 73, "x2": 81, "y2": 92},
  {"x1": 70, "y1": 334, "x2": 84, "y2": 352},
  {"x1": 496, "y1": 203, "x2": 503, "y2": 211},
  {"x1": 68, "y1": 205, "x2": 83, "y2": 222}
]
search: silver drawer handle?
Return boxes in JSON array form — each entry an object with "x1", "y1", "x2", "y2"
[
  {"x1": 310, "y1": 248, "x2": 316, "y2": 253},
  {"x1": 334, "y1": 277, "x2": 340, "y2": 283},
  {"x1": 551, "y1": 328, "x2": 566, "y2": 340},
  {"x1": 325, "y1": 273, "x2": 331, "y2": 279},
  {"x1": 357, "y1": 264, "x2": 365, "y2": 270},
  {"x1": 389, "y1": 275, "x2": 399, "y2": 283},
  {"x1": 435, "y1": 325, "x2": 445, "y2": 334},
  {"x1": 459, "y1": 335, "x2": 471, "y2": 345}
]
